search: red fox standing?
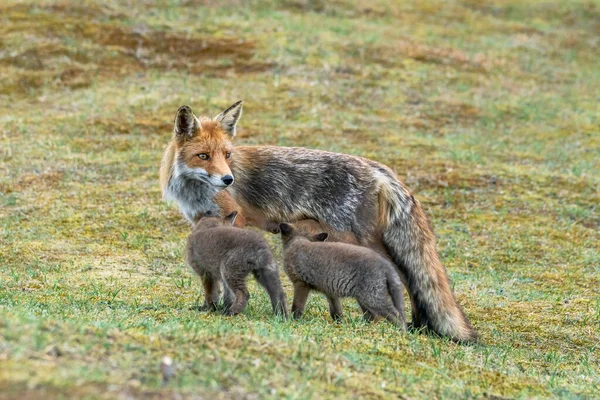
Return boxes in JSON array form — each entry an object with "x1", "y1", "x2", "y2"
[{"x1": 160, "y1": 101, "x2": 478, "y2": 343}]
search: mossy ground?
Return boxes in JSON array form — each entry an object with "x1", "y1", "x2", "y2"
[{"x1": 1, "y1": 0, "x2": 598, "y2": 398}]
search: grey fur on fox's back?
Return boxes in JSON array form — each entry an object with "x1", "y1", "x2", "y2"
[
  {"x1": 186, "y1": 211, "x2": 288, "y2": 317},
  {"x1": 279, "y1": 222, "x2": 406, "y2": 327}
]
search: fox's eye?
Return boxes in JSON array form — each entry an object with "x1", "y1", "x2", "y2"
[
  {"x1": 225, "y1": 152, "x2": 231, "y2": 159},
  {"x1": 198, "y1": 153, "x2": 210, "y2": 160}
]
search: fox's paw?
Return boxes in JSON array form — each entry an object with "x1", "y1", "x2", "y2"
[
  {"x1": 189, "y1": 304, "x2": 213, "y2": 312},
  {"x1": 222, "y1": 309, "x2": 241, "y2": 316}
]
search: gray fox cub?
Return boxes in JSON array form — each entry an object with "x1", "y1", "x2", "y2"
[
  {"x1": 279, "y1": 222, "x2": 405, "y2": 327},
  {"x1": 186, "y1": 211, "x2": 288, "y2": 317}
]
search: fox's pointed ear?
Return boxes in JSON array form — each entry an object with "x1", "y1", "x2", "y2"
[
  {"x1": 313, "y1": 232, "x2": 328, "y2": 242},
  {"x1": 279, "y1": 223, "x2": 293, "y2": 236},
  {"x1": 174, "y1": 106, "x2": 200, "y2": 140},
  {"x1": 224, "y1": 210, "x2": 238, "y2": 226},
  {"x1": 214, "y1": 100, "x2": 242, "y2": 138}
]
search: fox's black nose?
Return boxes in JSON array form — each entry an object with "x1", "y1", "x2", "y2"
[{"x1": 222, "y1": 175, "x2": 234, "y2": 186}]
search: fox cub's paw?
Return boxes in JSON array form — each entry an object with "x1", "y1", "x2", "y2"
[{"x1": 189, "y1": 304, "x2": 214, "y2": 312}]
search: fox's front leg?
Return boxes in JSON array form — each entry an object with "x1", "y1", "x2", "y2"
[
  {"x1": 326, "y1": 296, "x2": 343, "y2": 322},
  {"x1": 291, "y1": 281, "x2": 311, "y2": 319}
]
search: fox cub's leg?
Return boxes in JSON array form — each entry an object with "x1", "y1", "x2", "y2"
[
  {"x1": 223, "y1": 270, "x2": 250, "y2": 316},
  {"x1": 222, "y1": 280, "x2": 235, "y2": 312},
  {"x1": 382, "y1": 303, "x2": 406, "y2": 329},
  {"x1": 358, "y1": 302, "x2": 375, "y2": 322},
  {"x1": 291, "y1": 281, "x2": 311, "y2": 319},
  {"x1": 326, "y1": 296, "x2": 343, "y2": 322},
  {"x1": 195, "y1": 276, "x2": 218, "y2": 312},
  {"x1": 253, "y1": 266, "x2": 288, "y2": 317},
  {"x1": 358, "y1": 297, "x2": 405, "y2": 329}
]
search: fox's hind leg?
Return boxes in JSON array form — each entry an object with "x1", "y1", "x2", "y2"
[
  {"x1": 223, "y1": 280, "x2": 250, "y2": 316},
  {"x1": 380, "y1": 303, "x2": 406, "y2": 328},
  {"x1": 221, "y1": 265, "x2": 250, "y2": 316},
  {"x1": 253, "y1": 266, "x2": 288, "y2": 317},
  {"x1": 194, "y1": 276, "x2": 218, "y2": 312},
  {"x1": 358, "y1": 302, "x2": 375, "y2": 322},
  {"x1": 326, "y1": 296, "x2": 343, "y2": 322},
  {"x1": 358, "y1": 298, "x2": 405, "y2": 329},
  {"x1": 223, "y1": 284, "x2": 249, "y2": 316},
  {"x1": 222, "y1": 280, "x2": 235, "y2": 312}
]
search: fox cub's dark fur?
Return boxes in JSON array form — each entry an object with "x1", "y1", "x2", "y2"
[
  {"x1": 186, "y1": 211, "x2": 288, "y2": 317},
  {"x1": 279, "y1": 222, "x2": 406, "y2": 327}
]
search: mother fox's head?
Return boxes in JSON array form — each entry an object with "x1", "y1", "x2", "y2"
[{"x1": 160, "y1": 101, "x2": 243, "y2": 196}]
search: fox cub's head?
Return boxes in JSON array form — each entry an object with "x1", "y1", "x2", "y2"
[
  {"x1": 279, "y1": 222, "x2": 329, "y2": 246},
  {"x1": 172, "y1": 101, "x2": 243, "y2": 188},
  {"x1": 193, "y1": 210, "x2": 239, "y2": 232}
]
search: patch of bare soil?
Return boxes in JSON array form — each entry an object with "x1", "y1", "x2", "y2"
[{"x1": 0, "y1": 4, "x2": 274, "y2": 97}]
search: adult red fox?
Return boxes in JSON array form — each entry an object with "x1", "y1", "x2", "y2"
[{"x1": 159, "y1": 101, "x2": 477, "y2": 342}]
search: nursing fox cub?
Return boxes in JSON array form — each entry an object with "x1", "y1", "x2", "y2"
[
  {"x1": 279, "y1": 221, "x2": 406, "y2": 327},
  {"x1": 186, "y1": 211, "x2": 287, "y2": 317}
]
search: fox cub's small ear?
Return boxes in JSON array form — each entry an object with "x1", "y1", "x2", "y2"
[
  {"x1": 224, "y1": 210, "x2": 238, "y2": 226},
  {"x1": 313, "y1": 232, "x2": 328, "y2": 242},
  {"x1": 265, "y1": 221, "x2": 281, "y2": 234},
  {"x1": 174, "y1": 106, "x2": 200, "y2": 139},
  {"x1": 214, "y1": 100, "x2": 243, "y2": 138},
  {"x1": 279, "y1": 223, "x2": 293, "y2": 235}
]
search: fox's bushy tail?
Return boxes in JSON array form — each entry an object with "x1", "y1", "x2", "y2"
[{"x1": 376, "y1": 168, "x2": 477, "y2": 343}]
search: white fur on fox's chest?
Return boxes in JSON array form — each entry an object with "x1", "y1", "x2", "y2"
[{"x1": 165, "y1": 170, "x2": 221, "y2": 222}]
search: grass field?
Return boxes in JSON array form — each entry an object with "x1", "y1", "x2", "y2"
[{"x1": 1, "y1": 0, "x2": 599, "y2": 398}]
